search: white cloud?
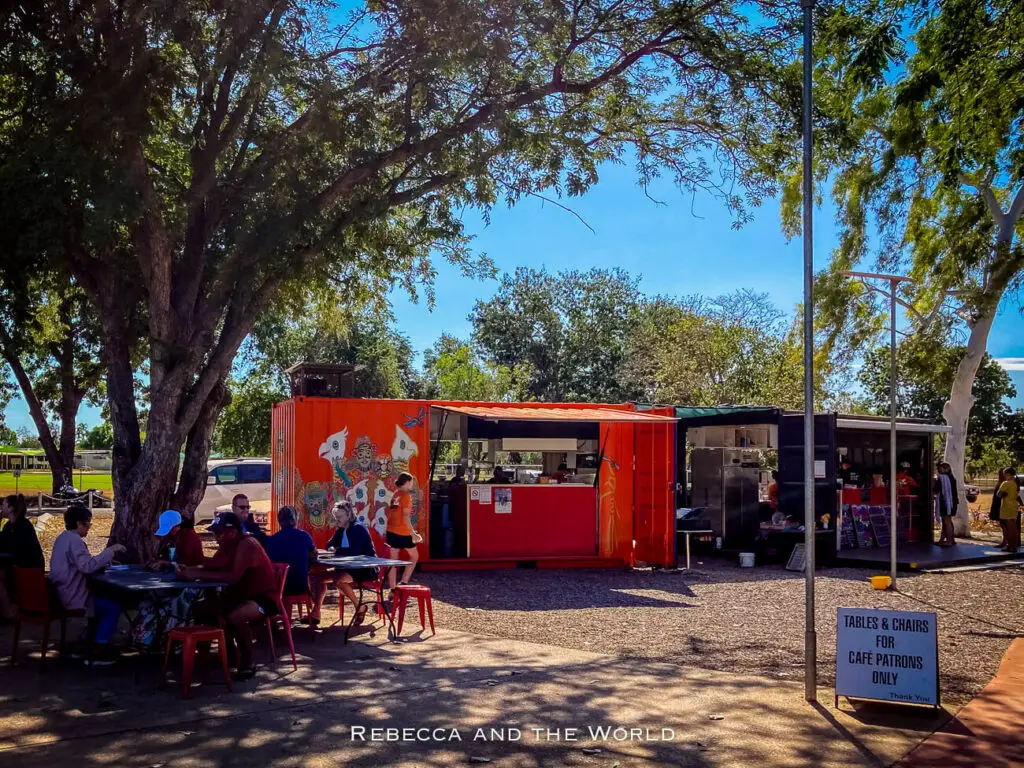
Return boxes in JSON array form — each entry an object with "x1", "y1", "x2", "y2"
[{"x1": 994, "y1": 357, "x2": 1024, "y2": 372}]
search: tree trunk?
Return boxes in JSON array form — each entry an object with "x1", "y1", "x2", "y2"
[
  {"x1": 942, "y1": 310, "x2": 994, "y2": 537},
  {"x1": 0, "y1": 325, "x2": 77, "y2": 494},
  {"x1": 170, "y1": 380, "x2": 230, "y2": 520}
]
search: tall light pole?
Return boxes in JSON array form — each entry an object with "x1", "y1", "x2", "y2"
[
  {"x1": 801, "y1": 0, "x2": 817, "y2": 704},
  {"x1": 840, "y1": 271, "x2": 911, "y2": 589}
]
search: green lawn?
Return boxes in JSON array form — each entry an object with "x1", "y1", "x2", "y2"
[{"x1": 0, "y1": 470, "x2": 114, "y2": 496}]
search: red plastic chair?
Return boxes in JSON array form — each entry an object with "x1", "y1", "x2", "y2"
[
  {"x1": 262, "y1": 563, "x2": 297, "y2": 670},
  {"x1": 162, "y1": 625, "x2": 232, "y2": 699},
  {"x1": 282, "y1": 592, "x2": 315, "y2": 622},
  {"x1": 393, "y1": 584, "x2": 435, "y2": 637},
  {"x1": 10, "y1": 566, "x2": 87, "y2": 670}
]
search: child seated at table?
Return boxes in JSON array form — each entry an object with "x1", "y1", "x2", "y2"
[
  {"x1": 308, "y1": 502, "x2": 377, "y2": 626},
  {"x1": 48, "y1": 504, "x2": 126, "y2": 665}
]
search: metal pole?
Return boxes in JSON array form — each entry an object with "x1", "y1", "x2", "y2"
[
  {"x1": 801, "y1": 0, "x2": 817, "y2": 703},
  {"x1": 890, "y1": 280, "x2": 898, "y2": 587}
]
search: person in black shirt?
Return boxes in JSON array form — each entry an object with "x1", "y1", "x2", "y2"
[
  {"x1": 0, "y1": 494, "x2": 44, "y2": 620},
  {"x1": 0, "y1": 494, "x2": 44, "y2": 568}
]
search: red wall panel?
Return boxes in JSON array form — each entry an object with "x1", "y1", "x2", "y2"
[{"x1": 467, "y1": 485, "x2": 597, "y2": 558}]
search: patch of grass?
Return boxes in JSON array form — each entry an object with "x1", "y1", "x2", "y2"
[{"x1": 0, "y1": 470, "x2": 114, "y2": 496}]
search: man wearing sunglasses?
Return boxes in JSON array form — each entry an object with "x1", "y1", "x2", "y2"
[{"x1": 230, "y1": 494, "x2": 267, "y2": 546}]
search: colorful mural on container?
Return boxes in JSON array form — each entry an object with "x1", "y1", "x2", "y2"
[{"x1": 271, "y1": 398, "x2": 430, "y2": 553}]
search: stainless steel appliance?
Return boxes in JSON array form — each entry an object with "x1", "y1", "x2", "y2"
[{"x1": 689, "y1": 448, "x2": 762, "y2": 545}]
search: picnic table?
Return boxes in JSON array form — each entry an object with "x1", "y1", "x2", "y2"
[{"x1": 316, "y1": 554, "x2": 408, "y2": 643}]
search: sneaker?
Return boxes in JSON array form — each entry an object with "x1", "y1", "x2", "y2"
[{"x1": 84, "y1": 645, "x2": 119, "y2": 667}]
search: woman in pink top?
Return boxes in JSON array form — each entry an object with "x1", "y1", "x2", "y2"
[{"x1": 48, "y1": 504, "x2": 125, "y2": 664}]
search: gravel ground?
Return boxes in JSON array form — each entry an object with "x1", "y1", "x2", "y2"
[{"x1": 415, "y1": 558, "x2": 1024, "y2": 706}]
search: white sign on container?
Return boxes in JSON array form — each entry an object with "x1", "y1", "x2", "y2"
[
  {"x1": 495, "y1": 488, "x2": 512, "y2": 514},
  {"x1": 471, "y1": 486, "x2": 492, "y2": 504},
  {"x1": 835, "y1": 608, "x2": 939, "y2": 707}
]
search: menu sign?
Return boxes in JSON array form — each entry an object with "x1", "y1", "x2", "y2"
[{"x1": 835, "y1": 608, "x2": 939, "y2": 707}]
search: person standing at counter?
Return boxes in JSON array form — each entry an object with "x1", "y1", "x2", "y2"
[
  {"x1": 386, "y1": 473, "x2": 419, "y2": 592},
  {"x1": 933, "y1": 462, "x2": 958, "y2": 547},
  {"x1": 996, "y1": 467, "x2": 1021, "y2": 552}
]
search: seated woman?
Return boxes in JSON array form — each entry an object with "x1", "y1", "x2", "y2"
[
  {"x1": 309, "y1": 502, "x2": 377, "y2": 626},
  {"x1": 48, "y1": 504, "x2": 126, "y2": 665},
  {"x1": 0, "y1": 494, "x2": 45, "y2": 619}
]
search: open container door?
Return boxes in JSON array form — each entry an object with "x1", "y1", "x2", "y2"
[{"x1": 633, "y1": 407, "x2": 677, "y2": 568}]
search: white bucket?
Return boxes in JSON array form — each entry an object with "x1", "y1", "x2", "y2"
[{"x1": 739, "y1": 552, "x2": 756, "y2": 568}]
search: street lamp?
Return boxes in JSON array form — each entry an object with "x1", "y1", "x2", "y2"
[
  {"x1": 800, "y1": 0, "x2": 817, "y2": 704},
  {"x1": 840, "y1": 271, "x2": 911, "y2": 589}
]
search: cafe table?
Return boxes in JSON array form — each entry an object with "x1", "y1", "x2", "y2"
[
  {"x1": 315, "y1": 554, "x2": 409, "y2": 643},
  {"x1": 91, "y1": 565, "x2": 230, "y2": 661}
]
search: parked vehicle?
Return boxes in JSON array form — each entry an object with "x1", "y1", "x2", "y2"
[{"x1": 194, "y1": 458, "x2": 272, "y2": 524}]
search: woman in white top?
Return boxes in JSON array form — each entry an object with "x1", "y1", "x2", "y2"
[{"x1": 48, "y1": 504, "x2": 125, "y2": 664}]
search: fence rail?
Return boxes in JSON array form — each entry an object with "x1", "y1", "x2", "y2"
[{"x1": 31, "y1": 490, "x2": 112, "y2": 512}]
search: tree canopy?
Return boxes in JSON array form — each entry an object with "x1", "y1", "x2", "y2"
[{"x1": 0, "y1": 0, "x2": 799, "y2": 554}]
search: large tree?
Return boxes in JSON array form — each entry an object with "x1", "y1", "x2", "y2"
[
  {"x1": 622, "y1": 290, "x2": 813, "y2": 408},
  {"x1": 471, "y1": 267, "x2": 645, "y2": 401},
  {"x1": 422, "y1": 334, "x2": 516, "y2": 402},
  {"x1": 0, "y1": 276, "x2": 106, "y2": 492},
  {"x1": 800, "y1": 0, "x2": 1024, "y2": 534},
  {"x1": 857, "y1": 341, "x2": 1014, "y2": 441},
  {"x1": 3, "y1": 0, "x2": 792, "y2": 557}
]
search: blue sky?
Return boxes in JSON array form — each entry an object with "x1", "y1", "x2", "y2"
[{"x1": 5, "y1": 158, "x2": 1024, "y2": 433}]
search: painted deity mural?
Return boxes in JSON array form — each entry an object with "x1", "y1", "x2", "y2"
[{"x1": 279, "y1": 400, "x2": 428, "y2": 552}]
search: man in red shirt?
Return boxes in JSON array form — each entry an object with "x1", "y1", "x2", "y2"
[
  {"x1": 149, "y1": 510, "x2": 205, "y2": 568},
  {"x1": 181, "y1": 512, "x2": 279, "y2": 680}
]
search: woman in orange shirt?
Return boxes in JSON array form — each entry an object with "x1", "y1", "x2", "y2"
[{"x1": 386, "y1": 472, "x2": 419, "y2": 591}]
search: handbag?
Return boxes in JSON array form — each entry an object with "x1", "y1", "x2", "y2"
[{"x1": 989, "y1": 489, "x2": 1001, "y2": 521}]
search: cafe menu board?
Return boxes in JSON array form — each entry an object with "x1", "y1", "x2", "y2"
[{"x1": 835, "y1": 608, "x2": 939, "y2": 707}]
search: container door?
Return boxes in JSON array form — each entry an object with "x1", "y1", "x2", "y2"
[
  {"x1": 777, "y1": 413, "x2": 837, "y2": 526},
  {"x1": 633, "y1": 415, "x2": 676, "y2": 568}
]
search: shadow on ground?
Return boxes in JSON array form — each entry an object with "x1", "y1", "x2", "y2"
[{"x1": 0, "y1": 614, "x2": 949, "y2": 768}]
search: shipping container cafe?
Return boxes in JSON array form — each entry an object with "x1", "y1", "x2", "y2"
[{"x1": 270, "y1": 365, "x2": 679, "y2": 570}]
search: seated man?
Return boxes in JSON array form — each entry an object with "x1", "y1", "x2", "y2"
[
  {"x1": 180, "y1": 512, "x2": 279, "y2": 680},
  {"x1": 309, "y1": 502, "x2": 377, "y2": 626},
  {"x1": 231, "y1": 493, "x2": 267, "y2": 545},
  {"x1": 148, "y1": 510, "x2": 205, "y2": 569},
  {"x1": 48, "y1": 504, "x2": 126, "y2": 665},
  {"x1": 264, "y1": 506, "x2": 316, "y2": 600}
]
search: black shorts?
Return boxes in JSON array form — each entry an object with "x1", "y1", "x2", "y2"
[
  {"x1": 225, "y1": 594, "x2": 280, "y2": 617},
  {"x1": 386, "y1": 532, "x2": 415, "y2": 550}
]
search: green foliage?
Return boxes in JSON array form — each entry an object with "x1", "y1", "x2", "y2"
[
  {"x1": 78, "y1": 423, "x2": 115, "y2": 451},
  {"x1": 0, "y1": 424, "x2": 16, "y2": 446},
  {"x1": 213, "y1": 377, "x2": 285, "y2": 458},
  {"x1": 471, "y1": 267, "x2": 644, "y2": 402},
  {"x1": 622, "y1": 290, "x2": 819, "y2": 408},
  {"x1": 244, "y1": 293, "x2": 420, "y2": 399},
  {"x1": 966, "y1": 437, "x2": 1016, "y2": 481},
  {"x1": 422, "y1": 335, "x2": 515, "y2": 401},
  {"x1": 857, "y1": 342, "x2": 1014, "y2": 432},
  {"x1": 15, "y1": 427, "x2": 40, "y2": 449},
  {"x1": 792, "y1": 0, "x2": 1024, "y2": 354}
]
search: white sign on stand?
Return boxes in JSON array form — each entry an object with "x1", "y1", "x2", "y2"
[{"x1": 835, "y1": 608, "x2": 939, "y2": 708}]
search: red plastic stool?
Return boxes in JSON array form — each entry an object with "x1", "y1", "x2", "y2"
[
  {"x1": 393, "y1": 584, "x2": 435, "y2": 637},
  {"x1": 162, "y1": 626, "x2": 233, "y2": 699}
]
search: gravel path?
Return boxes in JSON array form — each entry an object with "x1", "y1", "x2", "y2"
[{"x1": 416, "y1": 560, "x2": 1024, "y2": 705}]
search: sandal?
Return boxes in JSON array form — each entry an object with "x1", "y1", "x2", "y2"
[{"x1": 353, "y1": 604, "x2": 368, "y2": 626}]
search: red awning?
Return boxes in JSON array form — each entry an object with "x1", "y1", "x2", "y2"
[{"x1": 433, "y1": 404, "x2": 677, "y2": 423}]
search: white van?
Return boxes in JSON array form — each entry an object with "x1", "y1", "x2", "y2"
[{"x1": 194, "y1": 458, "x2": 272, "y2": 524}]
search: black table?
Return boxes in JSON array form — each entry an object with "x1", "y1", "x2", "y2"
[
  {"x1": 91, "y1": 566, "x2": 229, "y2": 659},
  {"x1": 316, "y1": 555, "x2": 409, "y2": 642}
]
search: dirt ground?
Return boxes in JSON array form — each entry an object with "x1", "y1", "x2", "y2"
[
  {"x1": 30, "y1": 512, "x2": 1022, "y2": 706},
  {"x1": 415, "y1": 560, "x2": 1024, "y2": 706}
]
